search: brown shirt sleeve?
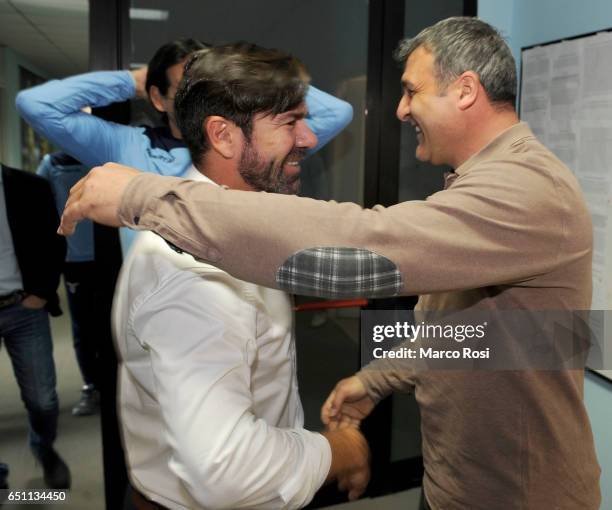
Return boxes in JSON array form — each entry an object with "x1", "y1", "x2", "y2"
[
  {"x1": 119, "y1": 157, "x2": 575, "y2": 299},
  {"x1": 120, "y1": 155, "x2": 571, "y2": 297}
]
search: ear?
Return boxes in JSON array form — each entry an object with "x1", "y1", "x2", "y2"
[
  {"x1": 456, "y1": 71, "x2": 479, "y2": 111},
  {"x1": 148, "y1": 85, "x2": 167, "y2": 113},
  {"x1": 204, "y1": 116, "x2": 239, "y2": 159}
]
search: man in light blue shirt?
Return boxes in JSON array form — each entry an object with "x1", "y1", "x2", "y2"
[{"x1": 37, "y1": 152, "x2": 99, "y2": 416}]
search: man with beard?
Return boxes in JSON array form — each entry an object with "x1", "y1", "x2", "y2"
[{"x1": 112, "y1": 43, "x2": 369, "y2": 510}]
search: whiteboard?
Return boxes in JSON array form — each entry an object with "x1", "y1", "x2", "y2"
[{"x1": 520, "y1": 31, "x2": 612, "y2": 381}]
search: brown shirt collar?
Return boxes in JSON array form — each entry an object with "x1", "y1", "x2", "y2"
[{"x1": 454, "y1": 121, "x2": 535, "y2": 177}]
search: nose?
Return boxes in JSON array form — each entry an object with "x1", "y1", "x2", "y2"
[
  {"x1": 296, "y1": 120, "x2": 318, "y2": 150},
  {"x1": 396, "y1": 94, "x2": 410, "y2": 122}
]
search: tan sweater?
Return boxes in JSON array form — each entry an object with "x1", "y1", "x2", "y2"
[{"x1": 120, "y1": 122, "x2": 600, "y2": 509}]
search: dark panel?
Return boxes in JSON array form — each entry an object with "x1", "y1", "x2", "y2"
[
  {"x1": 364, "y1": 0, "x2": 405, "y2": 209},
  {"x1": 88, "y1": 2, "x2": 130, "y2": 510},
  {"x1": 90, "y1": 0, "x2": 130, "y2": 71},
  {"x1": 363, "y1": 0, "x2": 384, "y2": 209},
  {"x1": 464, "y1": 0, "x2": 478, "y2": 16}
]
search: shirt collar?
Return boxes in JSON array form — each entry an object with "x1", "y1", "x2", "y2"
[
  {"x1": 184, "y1": 165, "x2": 222, "y2": 187},
  {"x1": 454, "y1": 122, "x2": 535, "y2": 176}
]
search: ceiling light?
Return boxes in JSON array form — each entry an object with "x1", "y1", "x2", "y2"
[{"x1": 129, "y1": 8, "x2": 169, "y2": 21}]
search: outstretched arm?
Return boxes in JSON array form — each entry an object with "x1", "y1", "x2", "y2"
[
  {"x1": 60, "y1": 158, "x2": 566, "y2": 300},
  {"x1": 16, "y1": 70, "x2": 143, "y2": 168},
  {"x1": 305, "y1": 85, "x2": 353, "y2": 153}
]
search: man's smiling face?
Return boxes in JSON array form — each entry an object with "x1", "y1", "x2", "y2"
[
  {"x1": 238, "y1": 103, "x2": 317, "y2": 194},
  {"x1": 396, "y1": 46, "x2": 458, "y2": 167}
]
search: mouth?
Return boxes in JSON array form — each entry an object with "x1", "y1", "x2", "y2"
[
  {"x1": 280, "y1": 159, "x2": 302, "y2": 192},
  {"x1": 283, "y1": 160, "x2": 301, "y2": 179},
  {"x1": 283, "y1": 149, "x2": 306, "y2": 174},
  {"x1": 409, "y1": 119, "x2": 423, "y2": 142}
]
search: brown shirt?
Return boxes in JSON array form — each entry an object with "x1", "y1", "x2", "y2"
[{"x1": 120, "y1": 122, "x2": 600, "y2": 509}]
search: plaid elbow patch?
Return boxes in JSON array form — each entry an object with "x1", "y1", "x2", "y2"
[{"x1": 276, "y1": 247, "x2": 402, "y2": 298}]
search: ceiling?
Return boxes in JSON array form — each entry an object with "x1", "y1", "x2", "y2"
[
  {"x1": 0, "y1": 0, "x2": 88, "y2": 79},
  {"x1": 0, "y1": 0, "x2": 367, "y2": 88}
]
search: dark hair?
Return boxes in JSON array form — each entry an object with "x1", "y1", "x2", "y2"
[
  {"x1": 145, "y1": 38, "x2": 208, "y2": 96},
  {"x1": 395, "y1": 17, "x2": 517, "y2": 107},
  {"x1": 175, "y1": 42, "x2": 310, "y2": 166}
]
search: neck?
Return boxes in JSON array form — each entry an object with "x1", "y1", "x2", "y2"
[
  {"x1": 451, "y1": 107, "x2": 519, "y2": 168},
  {"x1": 169, "y1": 122, "x2": 182, "y2": 140},
  {"x1": 196, "y1": 153, "x2": 252, "y2": 191}
]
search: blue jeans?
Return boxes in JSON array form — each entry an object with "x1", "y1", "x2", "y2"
[{"x1": 0, "y1": 302, "x2": 58, "y2": 455}]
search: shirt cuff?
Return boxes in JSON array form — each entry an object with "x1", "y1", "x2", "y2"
[
  {"x1": 356, "y1": 368, "x2": 394, "y2": 403},
  {"x1": 278, "y1": 431, "x2": 332, "y2": 507}
]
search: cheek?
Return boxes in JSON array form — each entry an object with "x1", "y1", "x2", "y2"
[
  {"x1": 275, "y1": 135, "x2": 296, "y2": 162},
  {"x1": 254, "y1": 132, "x2": 282, "y2": 155}
]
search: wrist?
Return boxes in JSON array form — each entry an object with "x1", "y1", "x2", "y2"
[{"x1": 323, "y1": 428, "x2": 369, "y2": 483}]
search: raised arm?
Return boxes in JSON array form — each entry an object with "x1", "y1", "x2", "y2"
[
  {"x1": 305, "y1": 85, "x2": 353, "y2": 153},
  {"x1": 16, "y1": 71, "x2": 142, "y2": 168}
]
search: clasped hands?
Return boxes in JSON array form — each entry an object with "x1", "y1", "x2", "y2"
[{"x1": 320, "y1": 375, "x2": 376, "y2": 502}]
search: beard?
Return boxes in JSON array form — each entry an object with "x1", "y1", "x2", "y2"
[{"x1": 238, "y1": 142, "x2": 305, "y2": 195}]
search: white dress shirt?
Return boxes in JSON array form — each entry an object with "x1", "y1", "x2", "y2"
[{"x1": 112, "y1": 167, "x2": 331, "y2": 509}]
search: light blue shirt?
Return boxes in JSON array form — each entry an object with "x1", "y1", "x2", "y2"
[
  {"x1": 0, "y1": 171, "x2": 24, "y2": 294},
  {"x1": 36, "y1": 153, "x2": 94, "y2": 263}
]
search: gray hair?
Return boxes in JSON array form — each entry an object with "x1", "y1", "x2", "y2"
[{"x1": 395, "y1": 17, "x2": 516, "y2": 106}]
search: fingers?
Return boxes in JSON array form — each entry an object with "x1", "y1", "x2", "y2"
[
  {"x1": 327, "y1": 378, "x2": 353, "y2": 417},
  {"x1": 58, "y1": 163, "x2": 135, "y2": 235},
  {"x1": 321, "y1": 389, "x2": 337, "y2": 425},
  {"x1": 331, "y1": 380, "x2": 351, "y2": 409},
  {"x1": 338, "y1": 467, "x2": 371, "y2": 502},
  {"x1": 339, "y1": 416, "x2": 360, "y2": 429},
  {"x1": 58, "y1": 176, "x2": 88, "y2": 236},
  {"x1": 325, "y1": 415, "x2": 359, "y2": 432},
  {"x1": 350, "y1": 464, "x2": 371, "y2": 500},
  {"x1": 322, "y1": 377, "x2": 369, "y2": 431},
  {"x1": 326, "y1": 419, "x2": 339, "y2": 432},
  {"x1": 348, "y1": 483, "x2": 366, "y2": 501},
  {"x1": 321, "y1": 382, "x2": 355, "y2": 428},
  {"x1": 59, "y1": 196, "x2": 84, "y2": 235}
]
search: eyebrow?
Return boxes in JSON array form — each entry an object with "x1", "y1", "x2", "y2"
[
  {"x1": 401, "y1": 79, "x2": 415, "y2": 91},
  {"x1": 277, "y1": 108, "x2": 308, "y2": 121}
]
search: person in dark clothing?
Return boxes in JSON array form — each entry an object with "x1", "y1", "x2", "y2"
[{"x1": 0, "y1": 163, "x2": 69, "y2": 489}]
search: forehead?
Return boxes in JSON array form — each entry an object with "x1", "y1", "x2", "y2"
[
  {"x1": 402, "y1": 46, "x2": 436, "y2": 85},
  {"x1": 254, "y1": 101, "x2": 308, "y2": 125}
]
